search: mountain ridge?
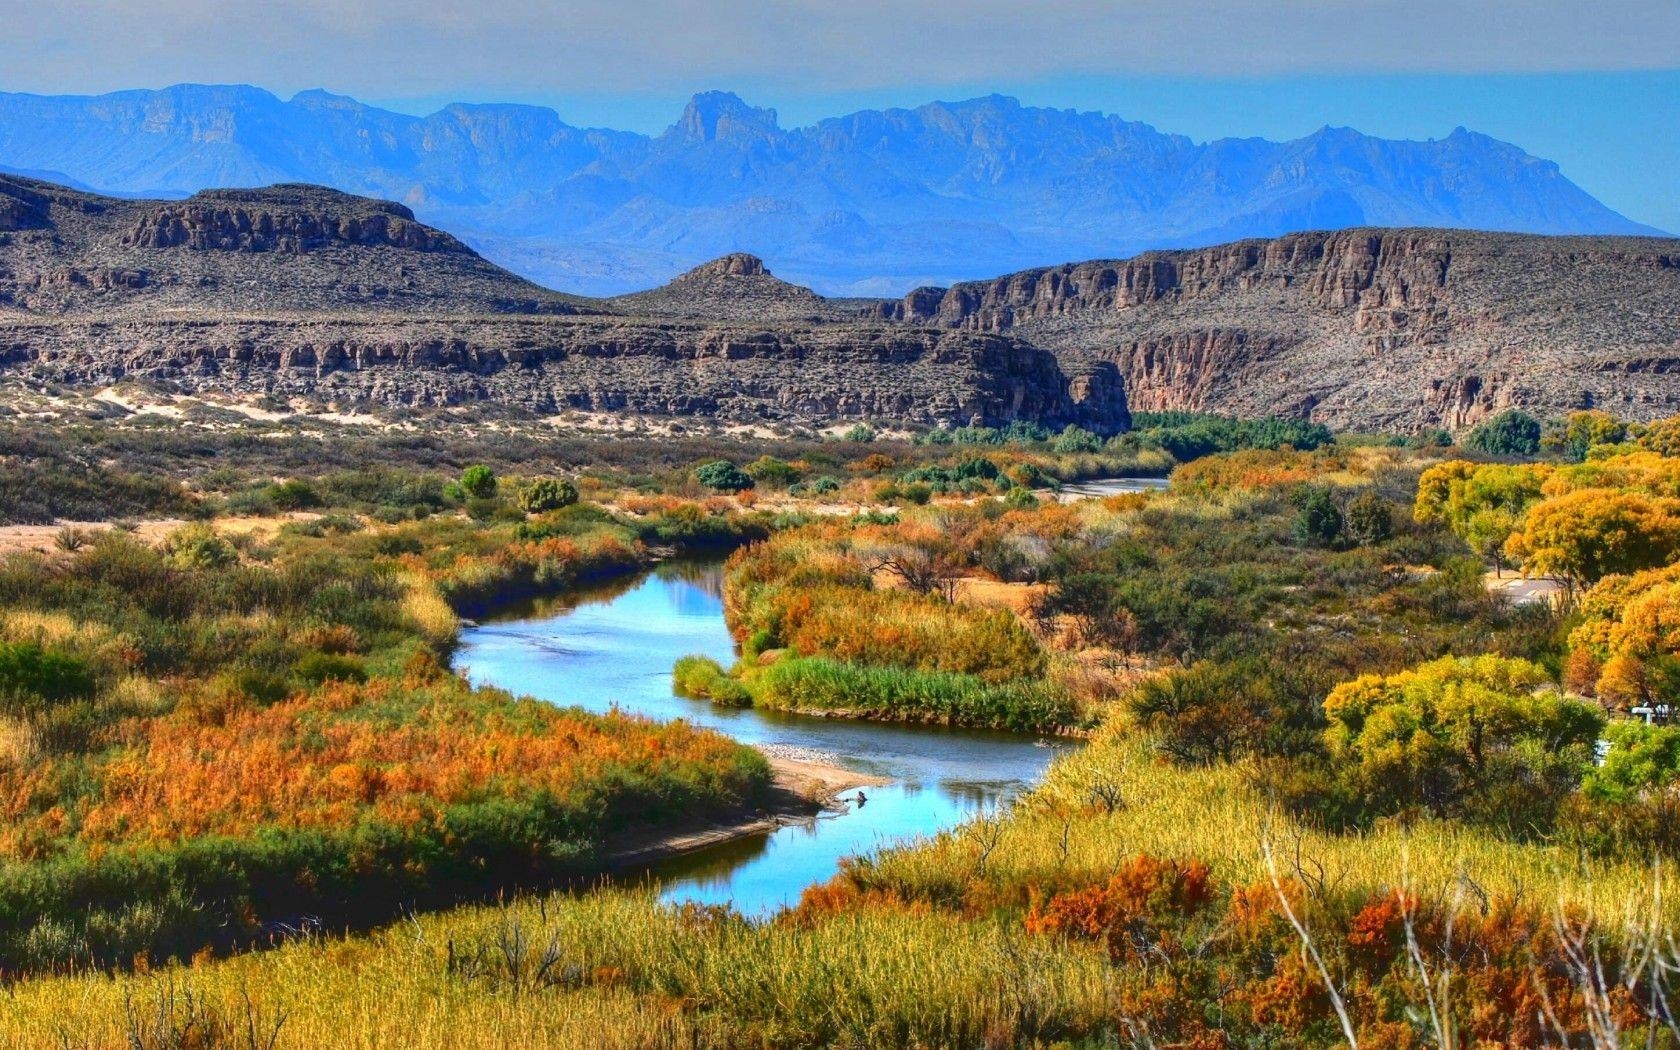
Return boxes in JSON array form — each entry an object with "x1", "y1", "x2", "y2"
[
  {"x1": 2, "y1": 174, "x2": 1678, "y2": 435},
  {"x1": 0, "y1": 83, "x2": 1660, "y2": 296}
]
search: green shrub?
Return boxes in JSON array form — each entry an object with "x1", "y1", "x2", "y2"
[
  {"x1": 745, "y1": 456, "x2": 800, "y2": 488},
  {"x1": 0, "y1": 642, "x2": 95, "y2": 705},
  {"x1": 671, "y1": 655, "x2": 751, "y2": 706},
  {"x1": 293, "y1": 653, "x2": 368, "y2": 686},
  {"x1": 460, "y1": 465, "x2": 498, "y2": 499},
  {"x1": 694, "y1": 461, "x2": 754, "y2": 492},
  {"x1": 267, "y1": 479, "x2": 321, "y2": 511},
  {"x1": 1291, "y1": 486, "x2": 1343, "y2": 547},
  {"x1": 1342, "y1": 489, "x2": 1394, "y2": 546},
  {"x1": 164, "y1": 524, "x2": 237, "y2": 570},
  {"x1": 519, "y1": 477, "x2": 579, "y2": 514}
]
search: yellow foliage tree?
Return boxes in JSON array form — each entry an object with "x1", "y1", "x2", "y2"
[
  {"x1": 1568, "y1": 563, "x2": 1680, "y2": 709},
  {"x1": 1412, "y1": 460, "x2": 1548, "y2": 572},
  {"x1": 1504, "y1": 488, "x2": 1680, "y2": 592}
]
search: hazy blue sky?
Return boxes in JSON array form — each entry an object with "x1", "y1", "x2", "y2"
[{"x1": 4, "y1": 1, "x2": 1676, "y2": 230}]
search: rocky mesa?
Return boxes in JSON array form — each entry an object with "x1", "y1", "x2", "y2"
[
  {"x1": 1, "y1": 174, "x2": 1677, "y2": 433},
  {"x1": 0, "y1": 175, "x2": 1125, "y2": 432}
]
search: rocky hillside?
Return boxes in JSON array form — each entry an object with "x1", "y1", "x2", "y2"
[
  {"x1": 1, "y1": 176, "x2": 1677, "y2": 434},
  {"x1": 0, "y1": 177, "x2": 1125, "y2": 432},
  {"x1": 0, "y1": 175, "x2": 582, "y2": 316},
  {"x1": 882, "y1": 229, "x2": 1680, "y2": 430}
]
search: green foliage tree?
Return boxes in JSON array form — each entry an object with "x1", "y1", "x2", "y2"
[
  {"x1": 694, "y1": 460, "x2": 755, "y2": 492},
  {"x1": 1051, "y1": 425, "x2": 1103, "y2": 454},
  {"x1": 1463, "y1": 409, "x2": 1542, "y2": 457},
  {"x1": 1291, "y1": 486, "x2": 1343, "y2": 547},
  {"x1": 1464, "y1": 506, "x2": 1520, "y2": 575},
  {"x1": 1322, "y1": 654, "x2": 1604, "y2": 821},
  {"x1": 1582, "y1": 721, "x2": 1680, "y2": 804},
  {"x1": 1342, "y1": 490, "x2": 1394, "y2": 547},
  {"x1": 1132, "y1": 413, "x2": 1333, "y2": 461},
  {"x1": 843, "y1": 424, "x2": 876, "y2": 443},
  {"x1": 460, "y1": 465, "x2": 498, "y2": 499},
  {"x1": 518, "y1": 477, "x2": 579, "y2": 514}
]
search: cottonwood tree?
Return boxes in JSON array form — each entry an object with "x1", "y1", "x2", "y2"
[{"x1": 1505, "y1": 488, "x2": 1680, "y2": 595}]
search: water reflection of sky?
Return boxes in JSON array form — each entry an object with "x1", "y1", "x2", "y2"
[{"x1": 455, "y1": 563, "x2": 1074, "y2": 916}]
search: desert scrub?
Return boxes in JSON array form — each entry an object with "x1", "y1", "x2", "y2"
[
  {"x1": 753, "y1": 656, "x2": 1078, "y2": 732},
  {"x1": 672, "y1": 654, "x2": 752, "y2": 706},
  {"x1": 0, "y1": 513, "x2": 775, "y2": 973},
  {"x1": 0, "y1": 669, "x2": 771, "y2": 971}
]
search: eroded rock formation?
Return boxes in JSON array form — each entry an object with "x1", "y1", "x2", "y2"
[{"x1": 2, "y1": 174, "x2": 1678, "y2": 433}]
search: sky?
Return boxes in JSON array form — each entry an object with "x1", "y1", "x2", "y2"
[{"x1": 4, "y1": 0, "x2": 1678, "y2": 230}]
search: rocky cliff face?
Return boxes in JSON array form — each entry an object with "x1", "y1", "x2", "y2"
[
  {"x1": 0, "y1": 315, "x2": 1127, "y2": 431},
  {"x1": 123, "y1": 188, "x2": 469, "y2": 255},
  {"x1": 0, "y1": 178, "x2": 1126, "y2": 432},
  {"x1": 1, "y1": 176, "x2": 1677, "y2": 434},
  {"x1": 884, "y1": 229, "x2": 1680, "y2": 430}
]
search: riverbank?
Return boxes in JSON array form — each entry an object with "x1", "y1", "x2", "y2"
[{"x1": 605, "y1": 747, "x2": 890, "y2": 868}]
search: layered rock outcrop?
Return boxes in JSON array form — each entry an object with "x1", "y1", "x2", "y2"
[
  {"x1": 2, "y1": 174, "x2": 1678, "y2": 433},
  {"x1": 123, "y1": 189, "x2": 468, "y2": 255},
  {"x1": 887, "y1": 229, "x2": 1680, "y2": 430}
]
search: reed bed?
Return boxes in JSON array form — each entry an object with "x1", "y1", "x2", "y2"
[
  {"x1": 859, "y1": 725, "x2": 1680, "y2": 926},
  {"x1": 0, "y1": 890, "x2": 1112, "y2": 1049}
]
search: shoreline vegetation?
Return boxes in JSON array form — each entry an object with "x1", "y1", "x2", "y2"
[
  {"x1": 3, "y1": 407, "x2": 1680, "y2": 1044},
  {"x1": 603, "y1": 750, "x2": 889, "y2": 870}
]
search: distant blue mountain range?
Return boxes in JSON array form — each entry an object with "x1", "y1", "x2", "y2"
[{"x1": 0, "y1": 84, "x2": 1662, "y2": 295}]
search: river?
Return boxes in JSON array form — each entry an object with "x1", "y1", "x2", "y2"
[{"x1": 454, "y1": 561, "x2": 1075, "y2": 916}]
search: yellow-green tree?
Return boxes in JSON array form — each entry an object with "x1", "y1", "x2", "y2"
[
  {"x1": 1552, "y1": 409, "x2": 1627, "y2": 460},
  {"x1": 1504, "y1": 488, "x2": 1680, "y2": 592},
  {"x1": 1636, "y1": 415, "x2": 1680, "y2": 457},
  {"x1": 1323, "y1": 654, "x2": 1603, "y2": 818},
  {"x1": 1413, "y1": 460, "x2": 1547, "y2": 572}
]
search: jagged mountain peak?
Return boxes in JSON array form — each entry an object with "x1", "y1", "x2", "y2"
[{"x1": 672, "y1": 91, "x2": 781, "y2": 143}]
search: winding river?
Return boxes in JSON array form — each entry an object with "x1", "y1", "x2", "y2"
[
  {"x1": 454, "y1": 561, "x2": 1075, "y2": 916},
  {"x1": 454, "y1": 479, "x2": 1168, "y2": 913}
]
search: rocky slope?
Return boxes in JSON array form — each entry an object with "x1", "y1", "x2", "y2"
[
  {"x1": 2, "y1": 175, "x2": 1677, "y2": 434},
  {"x1": 0, "y1": 176, "x2": 1125, "y2": 432},
  {"x1": 882, "y1": 229, "x2": 1680, "y2": 430},
  {"x1": 0, "y1": 176, "x2": 583, "y2": 317}
]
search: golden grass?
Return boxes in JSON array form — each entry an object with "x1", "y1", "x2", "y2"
[
  {"x1": 0, "y1": 891, "x2": 1110, "y2": 1049},
  {"x1": 0, "y1": 609, "x2": 109, "y2": 649},
  {"x1": 2, "y1": 718, "x2": 1672, "y2": 1047},
  {"x1": 863, "y1": 724, "x2": 1680, "y2": 925},
  {"x1": 0, "y1": 715, "x2": 36, "y2": 771},
  {"x1": 397, "y1": 570, "x2": 459, "y2": 648}
]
